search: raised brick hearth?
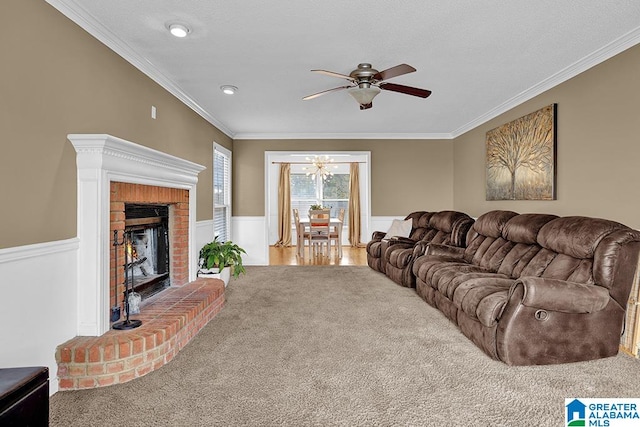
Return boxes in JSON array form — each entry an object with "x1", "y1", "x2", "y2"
[{"x1": 56, "y1": 277, "x2": 224, "y2": 390}]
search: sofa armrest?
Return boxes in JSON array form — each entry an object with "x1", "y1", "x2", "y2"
[
  {"x1": 412, "y1": 241, "x2": 430, "y2": 258},
  {"x1": 426, "y1": 243, "x2": 465, "y2": 259},
  {"x1": 511, "y1": 276, "x2": 610, "y2": 314},
  {"x1": 388, "y1": 236, "x2": 416, "y2": 246},
  {"x1": 385, "y1": 241, "x2": 415, "y2": 259},
  {"x1": 370, "y1": 231, "x2": 387, "y2": 242}
]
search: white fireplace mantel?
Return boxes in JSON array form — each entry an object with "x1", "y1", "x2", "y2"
[{"x1": 69, "y1": 134, "x2": 205, "y2": 336}]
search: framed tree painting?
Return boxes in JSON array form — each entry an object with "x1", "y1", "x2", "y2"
[{"x1": 486, "y1": 104, "x2": 557, "y2": 200}]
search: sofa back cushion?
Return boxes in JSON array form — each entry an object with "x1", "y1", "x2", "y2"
[
  {"x1": 537, "y1": 217, "x2": 640, "y2": 296},
  {"x1": 429, "y1": 210, "x2": 461, "y2": 233},
  {"x1": 471, "y1": 210, "x2": 519, "y2": 238},
  {"x1": 538, "y1": 216, "x2": 626, "y2": 259},
  {"x1": 503, "y1": 213, "x2": 559, "y2": 244},
  {"x1": 464, "y1": 212, "x2": 572, "y2": 279},
  {"x1": 493, "y1": 214, "x2": 559, "y2": 278},
  {"x1": 420, "y1": 211, "x2": 474, "y2": 247},
  {"x1": 404, "y1": 211, "x2": 433, "y2": 241},
  {"x1": 464, "y1": 211, "x2": 518, "y2": 267},
  {"x1": 410, "y1": 212, "x2": 435, "y2": 241}
]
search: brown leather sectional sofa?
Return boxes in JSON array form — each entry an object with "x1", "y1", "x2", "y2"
[{"x1": 368, "y1": 209, "x2": 640, "y2": 365}]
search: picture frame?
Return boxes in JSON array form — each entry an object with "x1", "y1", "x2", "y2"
[{"x1": 485, "y1": 104, "x2": 557, "y2": 200}]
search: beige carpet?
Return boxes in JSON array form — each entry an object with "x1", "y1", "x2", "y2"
[{"x1": 50, "y1": 266, "x2": 640, "y2": 426}]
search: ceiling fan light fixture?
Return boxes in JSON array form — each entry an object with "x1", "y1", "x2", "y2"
[
  {"x1": 168, "y1": 23, "x2": 190, "y2": 38},
  {"x1": 220, "y1": 85, "x2": 238, "y2": 95},
  {"x1": 348, "y1": 86, "x2": 380, "y2": 106}
]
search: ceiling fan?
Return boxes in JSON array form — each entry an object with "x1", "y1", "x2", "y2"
[{"x1": 303, "y1": 63, "x2": 431, "y2": 110}]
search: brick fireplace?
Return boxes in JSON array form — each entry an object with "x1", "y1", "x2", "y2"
[
  {"x1": 58, "y1": 134, "x2": 226, "y2": 390},
  {"x1": 69, "y1": 134, "x2": 205, "y2": 336}
]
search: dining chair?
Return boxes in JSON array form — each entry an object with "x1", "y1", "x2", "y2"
[
  {"x1": 292, "y1": 208, "x2": 307, "y2": 257},
  {"x1": 308, "y1": 208, "x2": 331, "y2": 220},
  {"x1": 329, "y1": 208, "x2": 345, "y2": 258},
  {"x1": 307, "y1": 216, "x2": 331, "y2": 257}
]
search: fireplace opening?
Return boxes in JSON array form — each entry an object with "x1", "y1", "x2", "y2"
[{"x1": 124, "y1": 204, "x2": 170, "y2": 301}]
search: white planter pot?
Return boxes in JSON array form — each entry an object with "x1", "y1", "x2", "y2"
[{"x1": 198, "y1": 267, "x2": 231, "y2": 286}]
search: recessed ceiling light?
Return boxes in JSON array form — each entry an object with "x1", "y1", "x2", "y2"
[
  {"x1": 168, "y1": 23, "x2": 190, "y2": 38},
  {"x1": 220, "y1": 85, "x2": 238, "y2": 95}
]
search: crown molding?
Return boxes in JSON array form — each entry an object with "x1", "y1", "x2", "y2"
[
  {"x1": 45, "y1": 0, "x2": 235, "y2": 138},
  {"x1": 44, "y1": 1, "x2": 640, "y2": 141},
  {"x1": 450, "y1": 25, "x2": 640, "y2": 138},
  {"x1": 233, "y1": 132, "x2": 454, "y2": 140}
]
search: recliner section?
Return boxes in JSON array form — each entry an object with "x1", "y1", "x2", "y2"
[
  {"x1": 366, "y1": 211, "x2": 430, "y2": 274},
  {"x1": 384, "y1": 211, "x2": 474, "y2": 287}
]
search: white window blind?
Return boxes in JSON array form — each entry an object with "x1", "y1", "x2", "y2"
[{"x1": 213, "y1": 144, "x2": 231, "y2": 242}]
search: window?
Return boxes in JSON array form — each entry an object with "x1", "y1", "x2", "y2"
[
  {"x1": 290, "y1": 168, "x2": 350, "y2": 225},
  {"x1": 213, "y1": 144, "x2": 231, "y2": 241}
]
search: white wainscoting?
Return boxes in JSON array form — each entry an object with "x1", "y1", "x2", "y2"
[
  {"x1": 233, "y1": 215, "x2": 397, "y2": 263},
  {"x1": 0, "y1": 238, "x2": 80, "y2": 395},
  {"x1": 232, "y1": 216, "x2": 268, "y2": 265},
  {"x1": 195, "y1": 220, "x2": 214, "y2": 258}
]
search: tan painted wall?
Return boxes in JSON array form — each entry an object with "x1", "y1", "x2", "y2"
[
  {"x1": 232, "y1": 139, "x2": 454, "y2": 216},
  {"x1": 0, "y1": 0, "x2": 231, "y2": 249},
  {"x1": 453, "y1": 43, "x2": 640, "y2": 229},
  {"x1": 5, "y1": 1, "x2": 637, "y2": 249}
]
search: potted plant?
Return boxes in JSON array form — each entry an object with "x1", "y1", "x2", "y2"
[{"x1": 198, "y1": 237, "x2": 246, "y2": 285}]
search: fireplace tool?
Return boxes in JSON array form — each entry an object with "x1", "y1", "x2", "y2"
[
  {"x1": 110, "y1": 230, "x2": 122, "y2": 322},
  {"x1": 112, "y1": 230, "x2": 142, "y2": 330}
]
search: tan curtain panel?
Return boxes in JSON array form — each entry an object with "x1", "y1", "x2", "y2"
[
  {"x1": 348, "y1": 162, "x2": 363, "y2": 247},
  {"x1": 275, "y1": 163, "x2": 291, "y2": 247}
]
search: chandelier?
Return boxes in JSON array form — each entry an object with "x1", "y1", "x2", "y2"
[{"x1": 303, "y1": 155, "x2": 337, "y2": 181}]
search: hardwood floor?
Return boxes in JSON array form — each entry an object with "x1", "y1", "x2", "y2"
[{"x1": 269, "y1": 245, "x2": 367, "y2": 266}]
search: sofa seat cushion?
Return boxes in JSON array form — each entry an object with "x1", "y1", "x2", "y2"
[
  {"x1": 452, "y1": 276, "x2": 513, "y2": 327},
  {"x1": 413, "y1": 255, "x2": 448, "y2": 281},
  {"x1": 413, "y1": 257, "x2": 470, "y2": 286},
  {"x1": 432, "y1": 266, "x2": 496, "y2": 299}
]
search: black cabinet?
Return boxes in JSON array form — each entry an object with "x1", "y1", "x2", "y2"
[{"x1": 0, "y1": 367, "x2": 49, "y2": 426}]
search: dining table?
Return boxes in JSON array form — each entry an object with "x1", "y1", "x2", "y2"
[{"x1": 299, "y1": 216, "x2": 343, "y2": 258}]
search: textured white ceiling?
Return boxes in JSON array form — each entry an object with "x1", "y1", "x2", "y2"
[{"x1": 47, "y1": 0, "x2": 640, "y2": 139}]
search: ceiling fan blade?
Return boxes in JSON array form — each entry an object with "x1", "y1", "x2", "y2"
[
  {"x1": 373, "y1": 64, "x2": 416, "y2": 81},
  {"x1": 311, "y1": 69, "x2": 355, "y2": 81},
  {"x1": 379, "y1": 82, "x2": 432, "y2": 98},
  {"x1": 302, "y1": 86, "x2": 352, "y2": 101}
]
